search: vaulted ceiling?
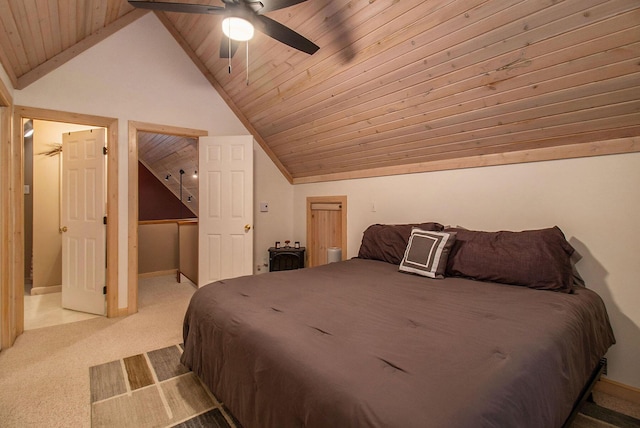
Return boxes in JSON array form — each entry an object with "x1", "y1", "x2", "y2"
[{"x1": 1, "y1": 0, "x2": 639, "y2": 184}]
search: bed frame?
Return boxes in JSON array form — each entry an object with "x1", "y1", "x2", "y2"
[{"x1": 562, "y1": 358, "x2": 607, "y2": 427}]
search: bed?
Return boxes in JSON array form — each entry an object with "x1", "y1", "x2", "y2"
[{"x1": 181, "y1": 223, "x2": 615, "y2": 428}]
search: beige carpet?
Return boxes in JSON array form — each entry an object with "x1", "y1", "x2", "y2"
[{"x1": 0, "y1": 274, "x2": 196, "y2": 427}]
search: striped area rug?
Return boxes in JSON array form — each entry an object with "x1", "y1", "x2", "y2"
[
  {"x1": 574, "y1": 401, "x2": 640, "y2": 428},
  {"x1": 90, "y1": 344, "x2": 241, "y2": 428},
  {"x1": 90, "y1": 344, "x2": 639, "y2": 428}
]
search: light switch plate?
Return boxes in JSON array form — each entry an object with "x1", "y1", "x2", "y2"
[{"x1": 260, "y1": 202, "x2": 269, "y2": 212}]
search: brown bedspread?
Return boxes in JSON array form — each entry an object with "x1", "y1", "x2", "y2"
[{"x1": 181, "y1": 258, "x2": 614, "y2": 428}]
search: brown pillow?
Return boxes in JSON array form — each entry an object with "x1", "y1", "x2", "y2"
[
  {"x1": 399, "y1": 229, "x2": 456, "y2": 279},
  {"x1": 445, "y1": 226, "x2": 575, "y2": 292},
  {"x1": 358, "y1": 222, "x2": 444, "y2": 265}
]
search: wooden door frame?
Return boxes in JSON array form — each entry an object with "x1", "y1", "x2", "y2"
[
  {"x1": 306, "y1": 195, "x2": 348, "y2": 267},
  {"x1": 127, "y1": 121, "x2": 207, "y2": 314},
  {"x1": 0, "y1": 77, "x2": 13, "y2": 349},
  {"x1": 2, "y1": 106, "x2": 119, "y2": 349}
]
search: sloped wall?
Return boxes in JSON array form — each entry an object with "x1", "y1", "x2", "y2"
[{"x1": 138, "y1": 162, "x2": 195, "y2": 221}]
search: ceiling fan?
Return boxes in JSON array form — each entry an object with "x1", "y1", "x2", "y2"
[{"x1": 128, "y1": 0, "x2": 320, "y2": 59}]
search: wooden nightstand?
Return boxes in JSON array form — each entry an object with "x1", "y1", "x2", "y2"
[{"x1": 269, "y1": 247, "x2": 305, "y2": 272}]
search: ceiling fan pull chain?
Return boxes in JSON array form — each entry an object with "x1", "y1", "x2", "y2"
[{"x1": 228, "y1": 31, "x2": 232, "y2": 74}]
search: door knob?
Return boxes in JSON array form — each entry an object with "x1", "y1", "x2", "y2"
[
  {"x1": 60, "y1": 226, "x2": 68, "y2": 233},
  {"x1": 244, "y1": 224, "x2": 251, "y2": 232}
]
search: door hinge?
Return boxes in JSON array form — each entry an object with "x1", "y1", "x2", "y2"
[
  {"x1": 103, "y1": 216, "x2": 107, "y2": 225},
  {"x1": 103, "y1": 146, "x2": 107, "y2": 155},
  {"x1": 103, "y1": 285, "x2": 107, "y2": 295}
]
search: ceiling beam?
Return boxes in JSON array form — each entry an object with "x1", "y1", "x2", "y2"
[{"x1": 292, "y1": 137, "x2": 640, "y2": 184}]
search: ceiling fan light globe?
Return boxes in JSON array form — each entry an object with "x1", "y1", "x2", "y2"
[{"x1": 222, "y1": 17, "x2": 254, "y2": 41}]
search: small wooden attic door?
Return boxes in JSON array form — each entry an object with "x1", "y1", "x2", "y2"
[{"x1": 306, "y1": 196, "x2": 347, "y2": 267}]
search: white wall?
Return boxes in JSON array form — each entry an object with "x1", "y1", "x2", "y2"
[
  {"x1": 0, "y1": 63, "x2": 13, "y2": 99},
  {"x1": 293, "y1": 153, "x2": 640, "y2": 389},
  {"x1": 13, "y1": 13, "x2": 291, "y2": 307},
  {"x1": 253, "y1": 143, "x2": 294, "y2": 274}
]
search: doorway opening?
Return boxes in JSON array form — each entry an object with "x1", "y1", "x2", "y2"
[
  {"x1": 137, "y1": 131, "x2": 199, "y2": 286},
  {"x1": 23, "y1": 119, "x2": 107, "y2": 329},
  {"x1": 127, "y1": 121, "x2": 207, "y2": 314},
  {"x1": 5, "y1": 106, "x2": 118, "y2": 344}
]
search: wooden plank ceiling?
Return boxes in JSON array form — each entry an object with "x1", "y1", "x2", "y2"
[{"x1": 1, "y1": 0, "x2": 639, "y2": 184}]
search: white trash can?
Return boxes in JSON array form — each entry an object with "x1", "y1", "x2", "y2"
[{"x1": 327, "y1": 247, "x2": 342, "y2": 263}]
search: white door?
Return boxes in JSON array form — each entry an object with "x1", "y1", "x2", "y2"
[
  {"x1": 198, "y1": 136, "x2": 253, "y2": 287},
  {"x1": 61, "y1": 129, "x2": 106, "y2": 315}
]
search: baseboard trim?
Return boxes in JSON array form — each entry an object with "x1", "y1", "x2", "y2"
[
  {"x1": 595, "y1": 377, "x2": 640, "y2": 405},
  {"x1": 30, "y1": 285, "x2": 62, "y2": 295},
  {"x1": 115, "y1": 307, "x2": 130, "y2": 317},
  {"x1": 138, "y1": 269, "x2": 178, "y2": 278}
]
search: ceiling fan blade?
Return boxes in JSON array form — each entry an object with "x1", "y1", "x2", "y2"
[
  {"x1": 254, "y1": 15, "x2": 319, "y2": 55},
  {"x1": 128, "y1": 1, "x2": 225, "y2": 14},
  {"x1": 220, "y1": 36, "x2": 240, "y2": 59},
  {"x1": 254, "y1": 0, "x2": 308, "y2": 14}
]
